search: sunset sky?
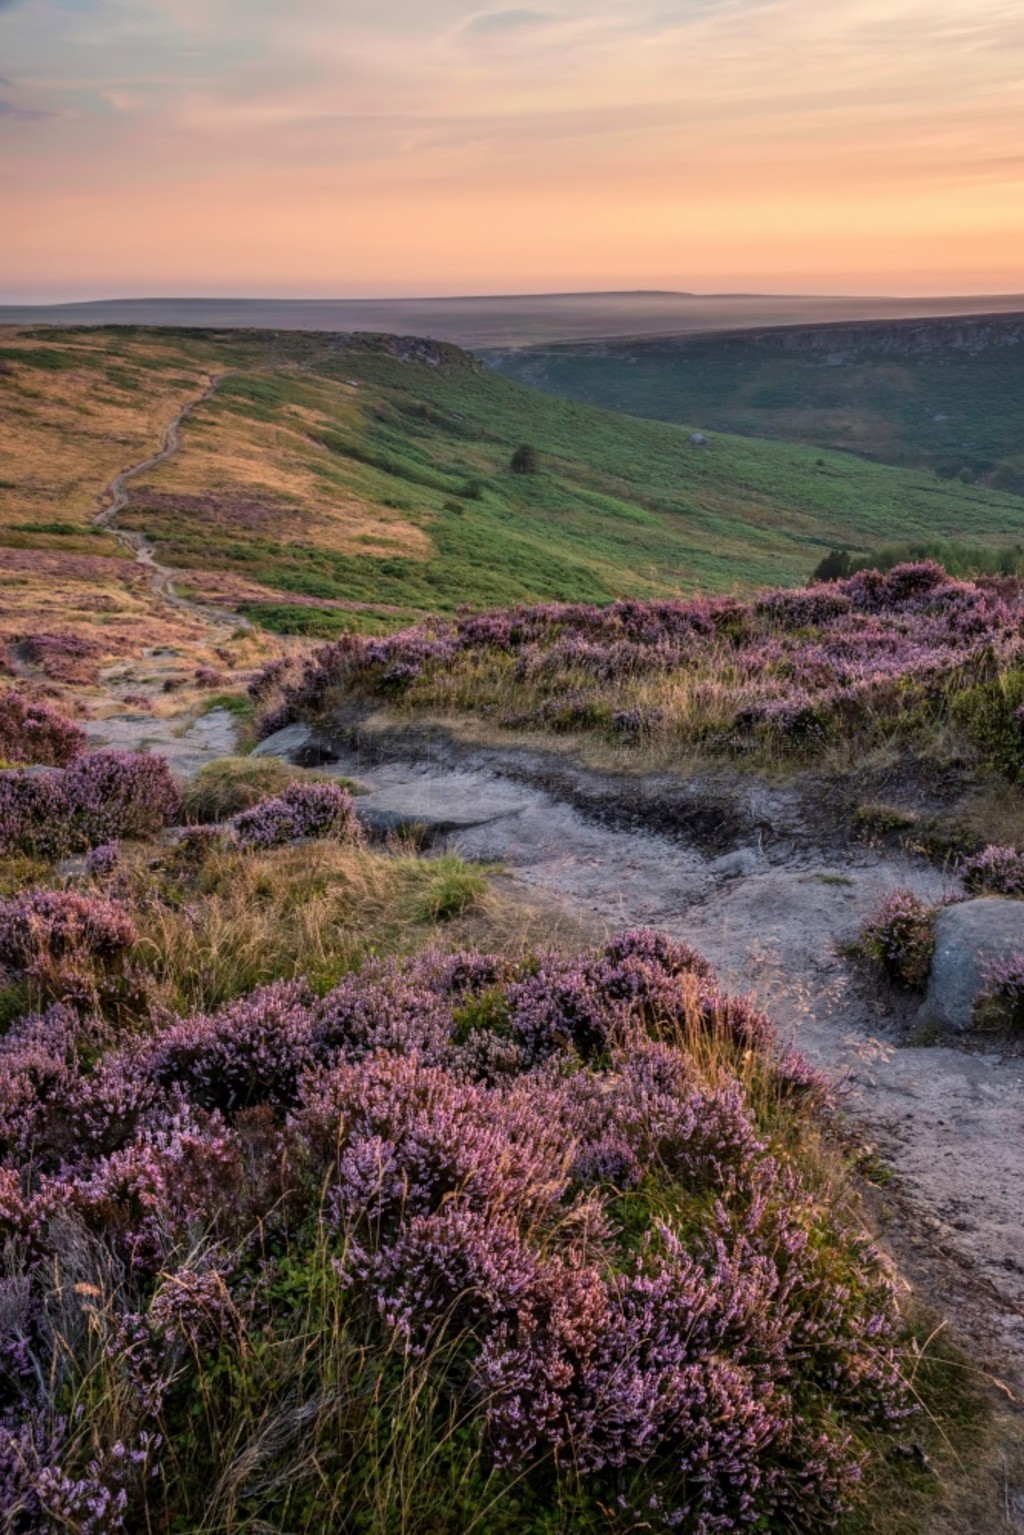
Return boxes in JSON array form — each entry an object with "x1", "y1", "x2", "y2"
[{"x1": 1, "y1": 0, "x2": 1022, "y2": 301}]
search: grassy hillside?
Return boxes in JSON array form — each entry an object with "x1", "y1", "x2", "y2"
[
  {"x1": 4, "y1": 325, "x2": 1024, "y2": 648},
  {"x1": 485, "y1": 314, "x2": 1024, "y2": 495}
]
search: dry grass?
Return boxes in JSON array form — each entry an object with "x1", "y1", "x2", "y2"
[
  {"x1": 128, "y1": 369, "x2": 434, "y2": 559},
  {"x1": 128, "y1": 839, "x2": 537, "y2": 1015}
]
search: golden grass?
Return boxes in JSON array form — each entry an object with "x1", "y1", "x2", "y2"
[
  {"x1": 128, "y1": 838, "x2": 550, "y2": 1015},
  {"x1": 129, "y1": 370, "x2": 435, "y2": 559}
]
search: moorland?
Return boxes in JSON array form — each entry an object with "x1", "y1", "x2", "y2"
[
  {"x1": 2, "y1": 318, "x2": 1024, "y2": 1534},
  {"x1": 486, "y1": 311, "x2": 1024, "y2": 495},
  {"x1": 4, "y1": 289, "x2": 1024, "y2": 347}
]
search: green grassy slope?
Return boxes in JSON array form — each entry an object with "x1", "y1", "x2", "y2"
[
  {"x1": 7, "y1": 324, "x2": 1024, "y2": 638},
  {"x1": 484, "y1": 315, "x2": 1024, "y2": 495}
]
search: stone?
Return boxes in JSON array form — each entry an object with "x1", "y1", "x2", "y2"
[
  {"x1": 690, "y1": 432, "x2": 708, "y2": 446},
  {"x1": 919, "y1": 896, "x2": 1024, "y2": 1032},
  {"x1": 355, "y1": 779, "x2": 529, "y2": 841},
  {"x1": 709, "y1": 846, "x2": 760, "y2": 879},
  {"x1": 251, "y1": 723, "x2": 314, "y2": 760}
]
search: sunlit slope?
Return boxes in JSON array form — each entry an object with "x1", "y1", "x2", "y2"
[{"x1": 4, "y1": 325, "x2": 1024, "y2": 639}]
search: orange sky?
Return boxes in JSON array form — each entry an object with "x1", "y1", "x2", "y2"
[{"x1": 1, "y1": 0, "x2": 1022, "y2": 300}]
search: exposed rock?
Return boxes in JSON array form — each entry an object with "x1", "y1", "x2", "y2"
[
  {"x1": 251, "y1": 723, "x2": 314, "y2": 760},
  {"x1": 710, "y1": 846, "x2": 761, "y2": 879},
  {"x1": 690, "y1": 432, "x2": 708, "y2": 446},
  {"x1": 356, "y1": 776, "x2": 530, "y2": 840},
  {"x1": 919, "y1": 896, "x2": 1024, "y2": 1032}
]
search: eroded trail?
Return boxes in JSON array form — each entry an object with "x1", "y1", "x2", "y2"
[
  {"x1": 93, "y1": 373, "x2": 243, "y2": 629},
  {"x1": 272, "y1": 726, "x2": 1024, "y2": 1406}
]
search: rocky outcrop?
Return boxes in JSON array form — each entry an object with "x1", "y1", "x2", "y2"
[{"x1": 919, "y1": 897, "x2": 1024, "y2": 1032}]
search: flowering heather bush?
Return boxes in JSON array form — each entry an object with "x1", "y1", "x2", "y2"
[
  {"x1": 977, "y1": 951, "x2": 1024, "y2": 1029},
  {"x1": 0, "y1": 888, "x2": 138, "y2": 1014},
  {"x1": 251, "y1": 563, "x2": 1024, "y2": 772},
  {"x1": 232, "y1": 780, "x2": 361, "y2": 849},
  {"x1": 859, "y1": 889, "x2": 938, "y2": 990},
  {"x1": 0, "y1": 689, "x2": 85, "y2": 767},
  {"x1": 0, "y1": 929, "x2": 915, "y2": 1531},
  {"x1": 961, "y1": 844, "x2": 1024, "y2": 896},
  {"x1": 0, "y1": 751, "x2": 180, "y2": 859},
  {"x1": 85, "y1": 842, "x2": 120, "y2": 879},
  {"x1": 21, "y1": 630, "x2": 103, "y2": 686}
]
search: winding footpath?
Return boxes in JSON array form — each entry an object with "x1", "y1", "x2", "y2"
[{"x1": 92, "y1": 373, "x2": 244, "y2": 628}]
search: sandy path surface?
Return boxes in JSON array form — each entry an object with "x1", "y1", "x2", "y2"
[{"x1": 93, "y1": 374, "x2": 243, "y2": 629}]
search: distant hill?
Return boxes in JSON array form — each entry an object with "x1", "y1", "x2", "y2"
[
  {"x1": 3, "y1": 324, "x2": 1024, "y2": 644},
  {"x1": 484, "y1": 311, "x2": 1024, "y2": 493},
  {"x1": 3, "y1": 290, "x2": 1024, "y2": 347}
]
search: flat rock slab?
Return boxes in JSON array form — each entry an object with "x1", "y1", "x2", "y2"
[
  {"x1": 85, "y1": 708, "x2": 238, "y2": 777},
  {"x1": 355, "y1": 776, "x2": 530, "y2": 837},
  {"x1": 920, "y1": 896, "x2": 1024, "y2": 1032}
]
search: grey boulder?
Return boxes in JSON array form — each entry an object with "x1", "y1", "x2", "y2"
[{"x1": 919, "y1": 897, "x2": 1024, "y2": 1032}]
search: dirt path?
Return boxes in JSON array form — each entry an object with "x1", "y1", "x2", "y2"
[
  {"x1": 93, "y1": 374, "x2": 244, "y2": 629},
  {"x1": 262, "y1": 726, "x2": 1024, "y2": 1416}
]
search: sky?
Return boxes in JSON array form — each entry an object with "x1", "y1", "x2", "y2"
[{"x1": 1, "y1": 0, "x2": 1022, "y2": 300}]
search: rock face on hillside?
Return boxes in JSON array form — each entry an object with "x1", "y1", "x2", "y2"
[{"x1": 919, "y1": 897, "x2": 1024, "y2": 1032}]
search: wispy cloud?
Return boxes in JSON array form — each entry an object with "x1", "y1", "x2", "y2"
[
  {"x1": 464, "y1": 8, "x2": 550, "y2": 33},
  {"x1": 1, "y1": 0, "x2": 1022, "y2": 297}
]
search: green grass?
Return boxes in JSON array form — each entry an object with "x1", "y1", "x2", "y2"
[
  {"x1": 35, "y1": 325, "x2": 1020, "y2": 634},
  {"x1": 485, "y1": 322, "x2": 1024, "y2": 494}
]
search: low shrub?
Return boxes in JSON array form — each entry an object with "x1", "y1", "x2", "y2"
[
  {"x1": 0, "y1": 689, "x2": 85, "y2": 767},
  {"x1": 976, "y1": 951, "x2": 1024, "y2": 1030},
  {"x1": 0, "y1": 886, "x2": 138, "y2": 1011},
  {"x1": 0, "y1": 933, "x2": 909, "y2": 1532},
  {"x1": 859, "y1": 889, "x2": 938, "y2": 990},
  {"x1": 0, "y1": 751, "x2": 180, "y2": 858},
  {"x1": 961, "y1": 844, "x2": 1024, "y2": 896},
  {"x1": 232, "y1": 780, "x2": 361, "y2": 850},
  {"x1": 181, "y1": 755, "x2": 309, "y2": 823}
]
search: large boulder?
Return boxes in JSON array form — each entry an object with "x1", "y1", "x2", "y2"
[{"x1": 919, "y1": 897, "x2": 1024, "y2": 1032}]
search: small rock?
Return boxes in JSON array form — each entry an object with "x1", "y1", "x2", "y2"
[
  {"x1": 690, "y1": 432, "x2": 708, "y2": 446},
  {"x1": 918, "y1": 896, "x2": 1024, "y2": 1032},
  {"x1": 709, "y1": 847, "x2": 760, "y2": 879},
  {"x1": 251, "y1": 723, "x2": 314, "y2": 761}
]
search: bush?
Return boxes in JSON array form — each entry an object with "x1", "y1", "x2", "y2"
[
  {"x1": 977, "y1": 951, "x2": 1024, "y2": 1029},
  {"x1": 232, "y1": 780, "x2": 362, "y2": 849},
  {"x1": 0, "y1": 690, "x2": 85, "y2": 767},
  {"x1": 859, "y1": 889, "x2": 938, "y2": 990},
  {"x1": 810, "y1": 548, "x2": 852, "y2": 583},
  {"x1": 0, "y1": 933, "x2": 910, "y2": 1532},
  {"x1": 181, "y1": 755, "x2": 309, "y2": 824},
  {"x1": 0, "y1": 751, "x2": 180, "y2": 858},
  {"x1": 961, "y1": 844, "x2": 1024, "y2": 896},
  {"x1": 510, "y1": 443, "x2": 539, "y2": 475},
  {"x1": 0, "y1": 886, "x2": 138, "y2": 1010}
]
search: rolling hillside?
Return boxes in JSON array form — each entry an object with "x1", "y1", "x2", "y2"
[
  {"x1": 485, "y1": 312, "x2": 1024, "y2": 495},
  {"x1": 4, "y1": 324, "x2": 1024, "y2": 645}
]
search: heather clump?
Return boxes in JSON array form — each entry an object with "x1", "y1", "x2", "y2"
[
  {"x1": 0, "y1": 887, "x2": 138, "y2": 1013},
  {"x1": 976, "y1": 951, "x2": 1024, "y2": 1030},
  {"x1": 0, "y1": 689, "x2": 85, "y2": 767},
  {"x1": 252, "y1": 564, "x2": 1024, "y2": 776},
  {"x1": 859, "y1": 889, "x2": 938, "y2": 990},
  {"x1": 0, "y1": 751, "x2": 180, "y2": 859},
  {"x1": 232, "y1": 779, "x2": 361, "y2": 849},
  {"x1": 961, "y1": 844, "x2": 1024, "y2": 896},
  {"x1": 21, "y1": 630, "x2": 104, "y2": 686},
  {"x1": 0, "y1": 928, "x2": 918, "y2": 1531}
]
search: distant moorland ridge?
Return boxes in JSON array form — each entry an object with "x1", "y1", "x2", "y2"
[{"x1": 3, "y1": 290, "x2": 1024, "y2": 347}]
